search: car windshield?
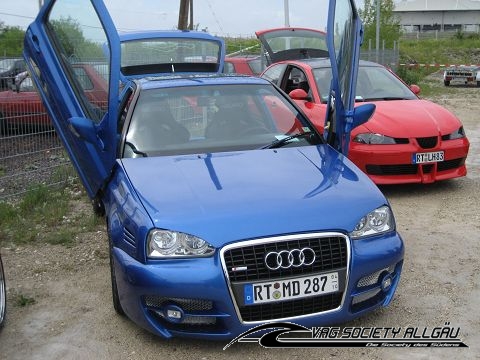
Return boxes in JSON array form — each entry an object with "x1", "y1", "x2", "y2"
[
  {"x1": 121, "y1": 38, "x2": 222, "y2": 76},
  {"x1": 314, "y1": 65, "x2": 418, "y2": 103},
  {"x1": 123, "y1": 83, "x2": 321, "y2": 157}
]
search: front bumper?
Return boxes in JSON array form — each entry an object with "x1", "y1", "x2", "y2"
[
  {"x1": 112, "y1": 232, "x2": 404, "y2": 340},
  {"x1": 349, "y1": 138, "x2": 469, "y2": 185}
]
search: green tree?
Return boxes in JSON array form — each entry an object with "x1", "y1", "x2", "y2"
[
  {"x1": 0, "y1": 25, "x2": 25, "y2": 57},
  {"x1": 50, "y1": 17, "x2": 103, "y2": 60},
  {"x1": 359, "y1": 0, "x2": 401, "y2": 48}
]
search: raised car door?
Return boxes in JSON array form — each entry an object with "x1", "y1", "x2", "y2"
[
  {"x1": 255, "y1": 28, "x2": 328, "y2": 65},
  {"x1": 326, "y1": 0, "x2": 375, "y2": 155},
  {"x1": 23, "y1": 0, "x2": 121, "y2": 198}
]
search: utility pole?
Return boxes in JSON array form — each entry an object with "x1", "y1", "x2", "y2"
[
  {"x1": 376, "y1": 0, "x2": 380, "y2": 62},
  {"x1": 189, "y1": 0, "x2": 194, "y2": 30},
  {"x1": 178, "y1": 0, "x2": 189, "y2": 30},
  {"x1": 284, "y1": 0, "x2": 290, "y2": 27},
  {"x1": 178, "y1": 0, "x2": 194, "y2": 30}
]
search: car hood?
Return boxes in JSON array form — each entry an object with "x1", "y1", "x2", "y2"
[
  {"x1": 360, "y1": 99, "x2": 462, "y2": 137},
  {"x1": 121, "y1": 146, "x2": 386, "y2": 247}
]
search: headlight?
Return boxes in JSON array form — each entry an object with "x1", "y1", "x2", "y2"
[
  {"x1": 350, "y1": 206, "x2": 395, "y2": 239},
  {"x1": 443, "y1": 127, "x2": 465, "y2": 140},
  {"x1": 147, "y1": 230, "x2": 215, "y2": 258},
  {"x1": 353, "y1": 133, "x2": 397, "y2": 145}
]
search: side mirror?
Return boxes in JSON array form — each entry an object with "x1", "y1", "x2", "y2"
[
  {"x1": 68, "y1": 117, "x2": 105, "y2": 150},
  {"x1": 289, "y1": 88, "x2": 310, "y2": 101},
  {"x1": 352, "y1": 103, "x2": 376, "y2": 129},
  {"x1": 410, "y1": 84, "x2": 421, "y2": 95}
]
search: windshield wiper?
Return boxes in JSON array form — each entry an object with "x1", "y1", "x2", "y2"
[
  {"x1": 261, "y1": 132, "x2": 317, "y2": 149},
  {"x1": 125, "y1": 141, "x2": 148, "y2": 157},
  {"x1": 363, "y1": 96, "x2": 409, "y2": 101}
]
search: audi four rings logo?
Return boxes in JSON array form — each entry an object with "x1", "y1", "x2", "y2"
[{"x1": 264, "y1": 248, "x2": 316, "y2": 270}]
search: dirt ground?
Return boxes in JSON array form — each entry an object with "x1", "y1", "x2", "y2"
[{"x1": 0, "y1": 82, "x2": 479, "y2": 360}]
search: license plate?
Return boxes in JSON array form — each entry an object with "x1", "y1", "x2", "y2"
[
  {"x1": 412, "y1": 151, "x2": 444, "y2": 164},
  {"x1": 244, "y1": 272, "x2": 339, "y2": 305}
]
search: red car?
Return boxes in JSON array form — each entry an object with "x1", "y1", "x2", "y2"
[
  {"x1": 0, "y1": 63, "x2": 108, "y2": 134},
  {"x1": 223, "y1": 55, "x2": 263, "y2": 75},
  {"x1": 259, "y1": 29, "x2": 469, "y2": 185}
]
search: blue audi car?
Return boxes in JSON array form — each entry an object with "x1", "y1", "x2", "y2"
[{"x1": 24, "y1": 0, "x2": 404, "y2": 340}]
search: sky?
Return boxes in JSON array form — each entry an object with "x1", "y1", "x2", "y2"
[{"x1": 0, "y1": 0, "x2": 366, "y2": 37}]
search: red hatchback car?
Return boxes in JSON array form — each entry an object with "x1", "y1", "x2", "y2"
[
  {"x1": 0, "y1": 63, "x2": 107, "y2": 134},
  {"x1": 259, "y1": 29, "x2": 469, "y2": 185},
  {"x1": 224, "y1": 55, "x2": 263, "y2": 76}
]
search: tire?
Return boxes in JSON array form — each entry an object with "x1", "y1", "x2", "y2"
[
  {"x1": 0, "y1": 255, "x2": 6, "y2": 330},
  {"x1": 108, "y1": 232, "x2": 125, "y2": 316},
  {"x1": 92, "y1": 196, "x2": 105, "y2": 217},
  {"x1": 444, "y1": 80, "x2": 450, "y2": 86},
  {"x1": 477, "y1": 81, "x2": 480, "y2": 87}
]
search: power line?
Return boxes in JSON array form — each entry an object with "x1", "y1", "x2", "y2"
[
  {"x1": 0, "y1": 12, "x2": 35, "y2": 20},
  {"x1": 205, "y1": 0, "x2": 224, "y2": 33}
]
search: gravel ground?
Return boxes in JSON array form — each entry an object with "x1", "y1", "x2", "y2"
[{"x1": 0, "y1": 82, "x2": 479, "y2": 360}]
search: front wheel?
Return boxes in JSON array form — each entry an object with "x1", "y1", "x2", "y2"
[
  {"x1": 0, "y1": 255, "x2": 6, "y2": 330},
  {"x1": 444, "y1": 80, "x2": 450, "y2": 86},
  {"x1": 108, "y1": 233, "x2": 125, "y2": 316}
]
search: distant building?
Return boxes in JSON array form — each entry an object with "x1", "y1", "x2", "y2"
[{"x1": 394, "y1": 0, "x2": 480, "y2": 33}]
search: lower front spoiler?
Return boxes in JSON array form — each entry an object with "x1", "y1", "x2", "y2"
[{"x1": 111, "y1": 232, "x2": 404, "y2": 340}]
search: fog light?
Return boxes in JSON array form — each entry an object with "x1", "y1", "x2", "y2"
[
  {"x1": 164, "y1": 304, "x2": 184, "y2": 323},
  {"x1": 381, "y1": 275, "x2": 392, "y2": 292}
]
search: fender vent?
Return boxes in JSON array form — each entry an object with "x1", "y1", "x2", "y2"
[{"x1": 123, "y1": 227, "x2": 136, "y2": 247}]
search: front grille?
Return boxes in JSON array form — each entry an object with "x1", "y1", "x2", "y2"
[
  {"x1": 422, "y1": 164, "x2": 434, "y2": 174},
  {"x1": 223, "y1": 235, "x2": 347, "y2": 282},
  {"x1": 144, "y1": 296, "x2": 213, "y2": 311},
  {"x1": 416, "y1": 136, "x2": 438, "y2": 149},
  {"x1": 222, "y1": 234, "x2": 348, "y2": 322},
  {"x1": 394, "y1": 138, "x2": 409, "y2": 144},
  {"x1": 437, "y1": 158, "x2": 465, "y2": 171},
  {"x1": 241, "y1": 293, "x2": 343, "y2": 322},
  {"x1": 366, "y1": 164, "x2": 418, "y2": 176}
]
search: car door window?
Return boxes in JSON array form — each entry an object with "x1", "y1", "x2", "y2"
[
  {"x1": 46, "y1": 0, "x2": 110, "y2": 123},
  {"x1": 262, "y1": 64, "x2": 286, "y2": 85},
  {"x1": 73, "y1": 67, "x2": 94, "y2": 91}
]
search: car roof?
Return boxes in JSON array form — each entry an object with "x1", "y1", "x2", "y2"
[
  {"x1": 137, "y1": 73, "x2": 271, "y2": 90},
  {"x1": 118, "y1": 30, "x2": 222, "y2": 42},
  {"x1": 285, "y1": 58, "x2": 383, "y2": 69}
]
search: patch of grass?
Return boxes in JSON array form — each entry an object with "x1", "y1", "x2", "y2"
[
  {"x1": 400, "y1": 37, "x2": 480, "y2": 66},
  {"x1": 0, "y1": 182, "x2": 102, "y2": 248},
  {"x1": 16, "y1": 294, "x2": 36, "y2": 307},
  {"x1": 45, "y1": 229, "x2": 76, "y2": 246}
]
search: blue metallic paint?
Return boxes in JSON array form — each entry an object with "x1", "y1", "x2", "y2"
[
  {"x1": 103, "y1": 145, "x2": 404, "y2": 339},
  {"x1": 119, "y1": 146, "x2": 385, "y2": 247}
]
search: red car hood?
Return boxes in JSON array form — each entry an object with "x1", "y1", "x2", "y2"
[{"x1": 359, "y1": 99, "x2": 462, "y2": 138}]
